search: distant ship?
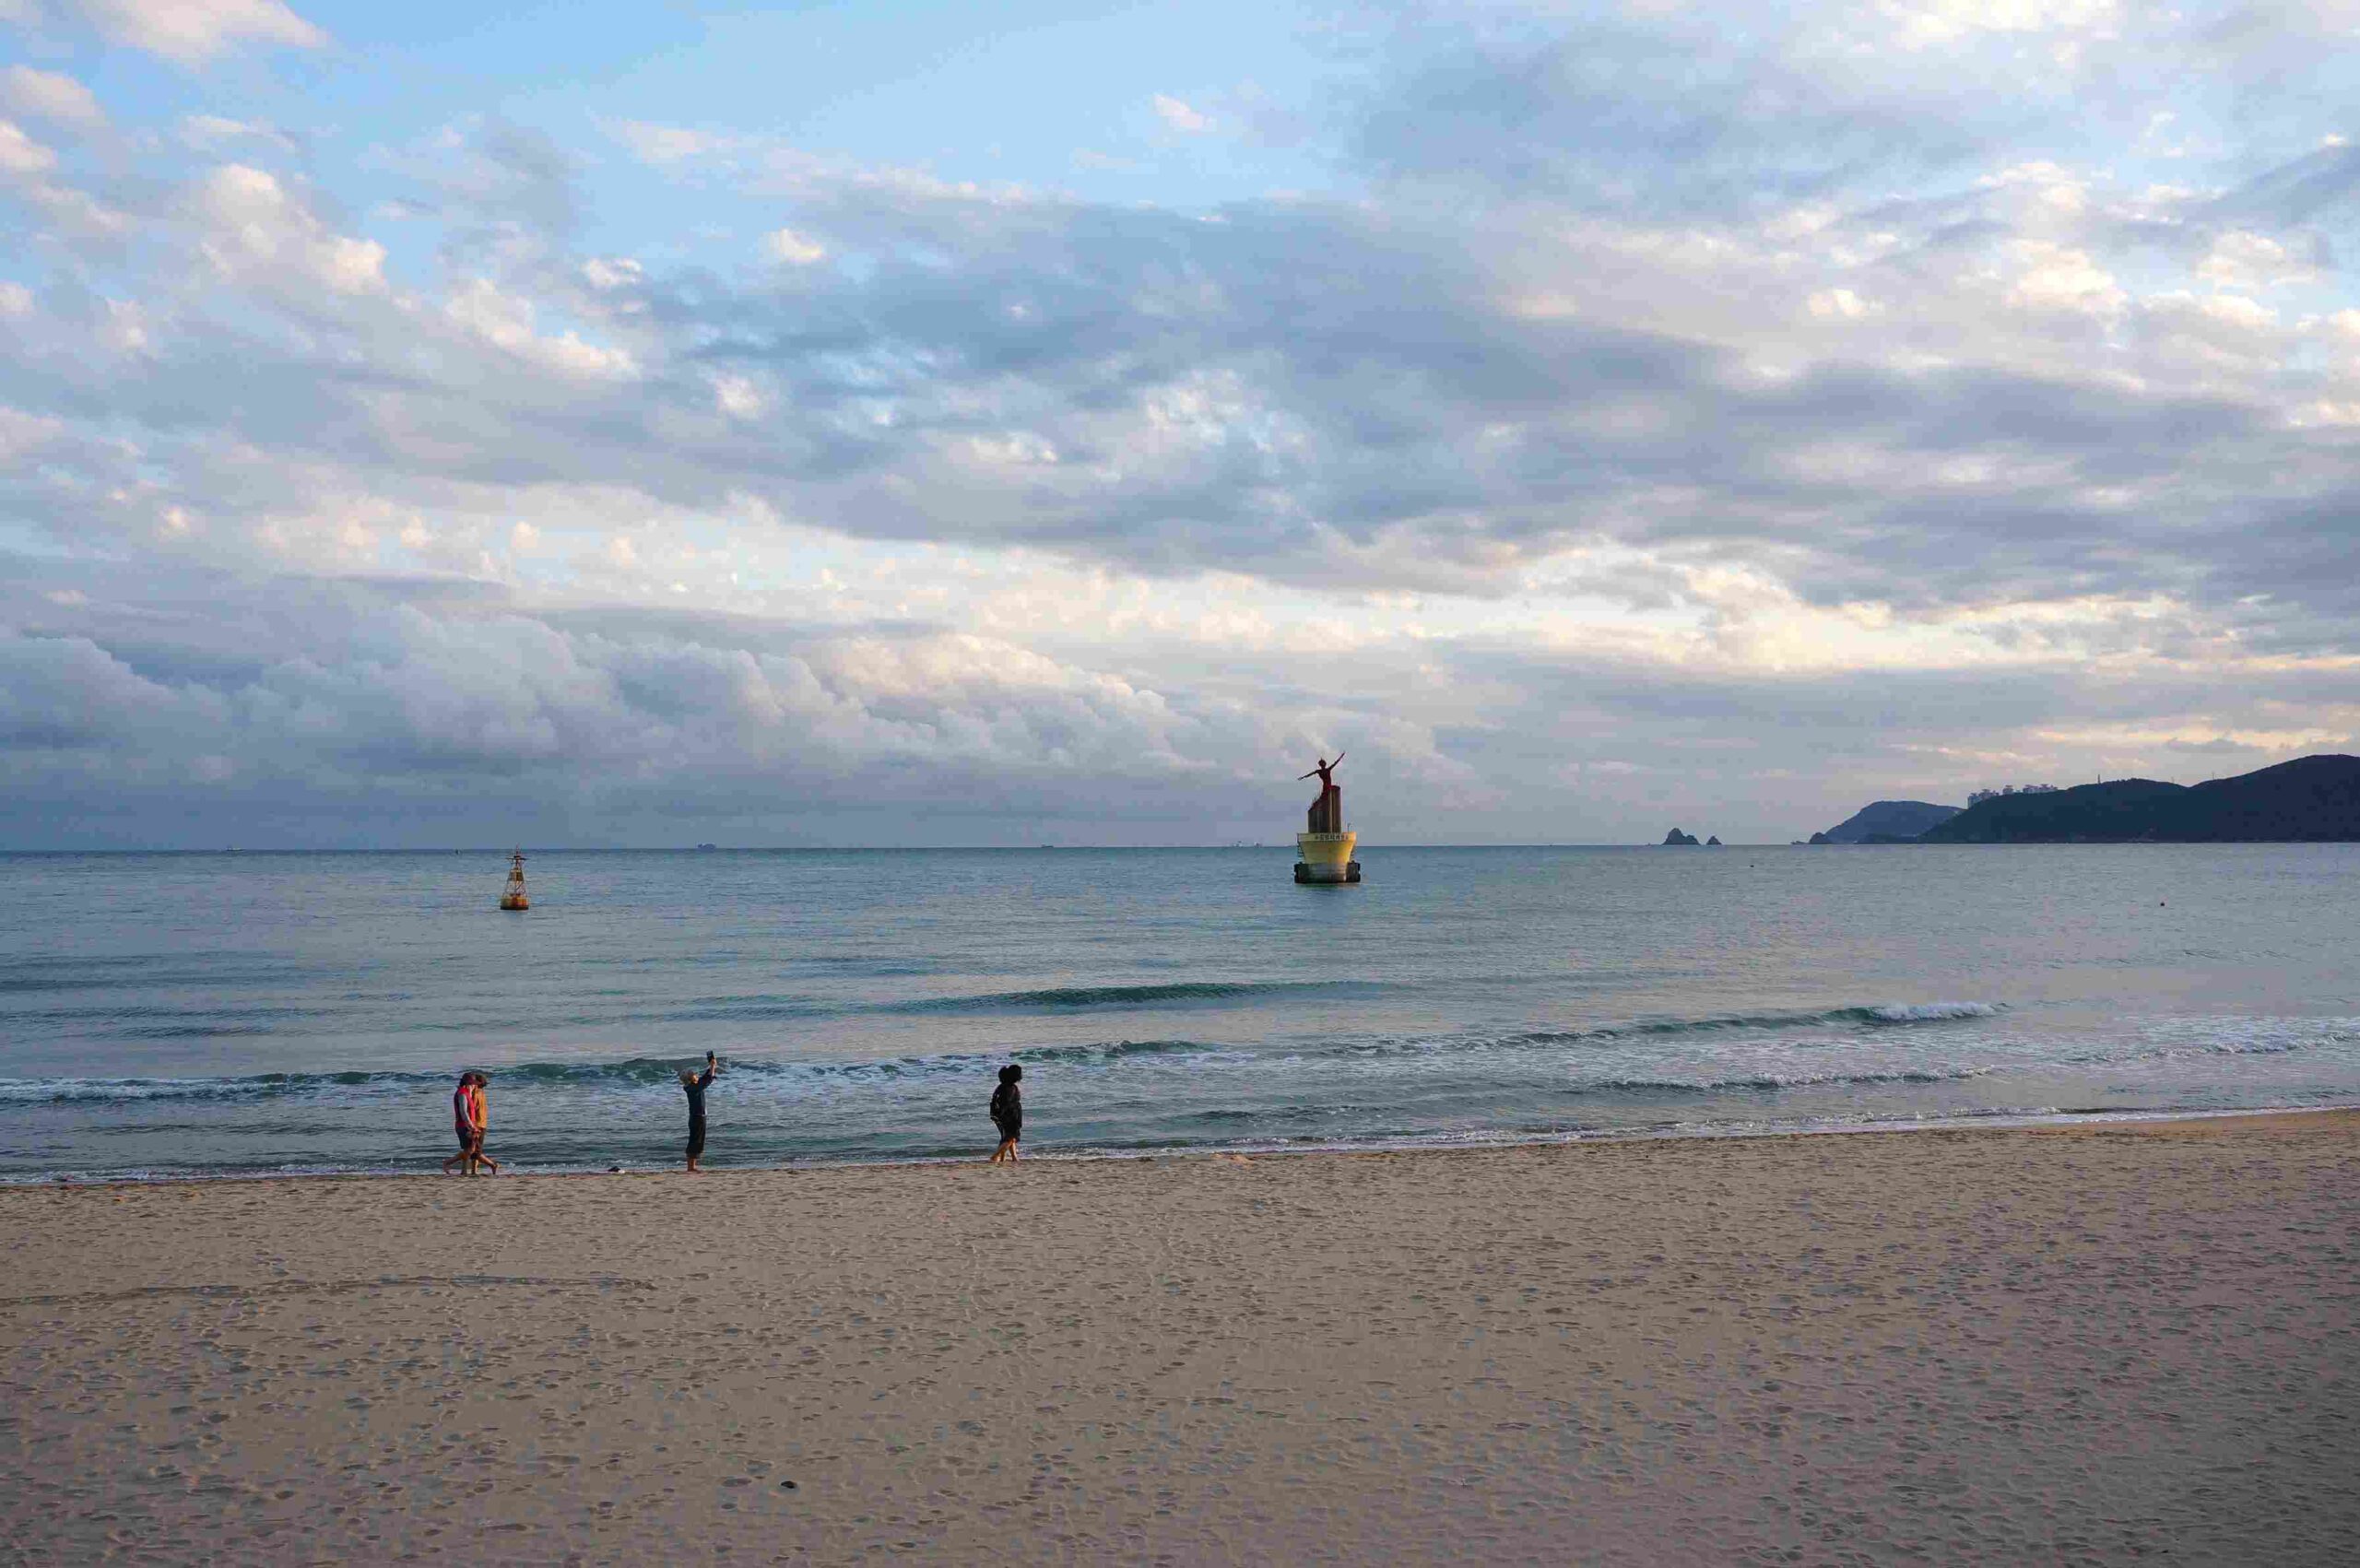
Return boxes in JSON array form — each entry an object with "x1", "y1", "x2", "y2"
[
  {"x1": 695, "y1": 843, "x2": 718, "y2": 851},
  {"x1": 499, "y1": 850, "x2": 529, "y2": 911}
]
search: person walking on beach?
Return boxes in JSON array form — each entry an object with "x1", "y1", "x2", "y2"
[
  {"x1": 441, "y1": 1072, "x2": 476, "y2": 1175},
  {"x1": 441, "y1": 1072, "x2": 498, "y2": 1176},
  {"x1": 466, "y1": 1073, "x2": 500, "y2": 1174},
  {"x1": 987, "y1": 1063, "x2": 1022, "y2": 1162},
  {"x1": 680, "y1": 1052, "x2": 719, "y2": 1172}
]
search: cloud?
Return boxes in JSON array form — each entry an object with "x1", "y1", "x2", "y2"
[
  {"x1": 443, "y1": 277, "x2": 636, "y2": 378},
  {"x1": 0, "y1": 117, "x2": 55, "y2": 174},
  {"x1": 2195, "y1": 229, "x2": 2323, "y2": 289},
  {"x1": 0, "y1": 66, "x2": 105, "y2": 132},
  {"x1": 608, "y1": 119, "x2": 739, "y2": 167},
  {"x1": 763, "y1": 226, "x2": 827, "y2": 265},
  {"x1": 2211, "y1": 140, "x2": 2360, "y2": 225},
  {"x1": 0, "y1": 578, "x2": 1345, "y2": 844},
  {"x1": 4, "y1": 563, "x2": 2351, "y2": 846},
  {"x1": 177, "y1": 113, "x2": 301, "y2": 153},
  {"x1": 61, "y1": 0, "x2": 324, "y2": 65},
  {"x1": 190, "y1": 163, "x2": 387, "y2": 295},
  {"x1": 0, "y1": 0, "x2": 2356, "y2": 844},
  {"x1": 1151, "y1": 94, "x2": 1214, "y2": 134}
]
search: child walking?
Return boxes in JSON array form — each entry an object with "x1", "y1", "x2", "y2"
[{"x1": 987, "y1": 1063, "x2": 1022, "y2": 1162}]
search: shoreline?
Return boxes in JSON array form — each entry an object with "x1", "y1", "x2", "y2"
[
  {"x1": 6, "y1": 1105, "x2": 2355, "y2": 1562},
  {"x1": 17, "y1": 1096, "x2": 2360, "y2": 1189}
]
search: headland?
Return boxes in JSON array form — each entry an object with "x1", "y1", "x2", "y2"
[{"x1": 1919, "y1": 754, "x2": 2360, "y2": 843}]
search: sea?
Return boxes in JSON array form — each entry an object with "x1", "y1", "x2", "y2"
[{"x1": 3, "y1": 845, "x2": 2355, "y2": 1181}]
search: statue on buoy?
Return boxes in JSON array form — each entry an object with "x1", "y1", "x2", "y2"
[
  {"x1": 500, "y1": 849, "x2": 530, "y2": 911},
  {"x1": 1293, "y1": 752, "x2": 1362, "y2": 884}
]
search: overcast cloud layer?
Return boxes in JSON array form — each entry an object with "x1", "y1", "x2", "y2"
[{"x1": 2, "y1": 0, "x2": 2355, "y2": 846}]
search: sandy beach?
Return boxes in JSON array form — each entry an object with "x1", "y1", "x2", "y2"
[{"x1": 4, "y1": 1113, "x2": 2356, "y2": 1564}]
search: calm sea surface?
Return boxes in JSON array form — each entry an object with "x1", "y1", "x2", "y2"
[{"x1": 3, "y1": 845, "x2": 2355, "y2": 1179}]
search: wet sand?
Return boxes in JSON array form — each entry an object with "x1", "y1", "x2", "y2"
[{"x1": 4, "y1": 1112, "x2": 2357, "y2": 1563}]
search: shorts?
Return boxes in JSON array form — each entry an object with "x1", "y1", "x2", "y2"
[
  {"x1": 454, "y1": 1124, "x2": 476, "y2": 1151},
  {"x1": 995, "y1": 1120, "x2": 1021, "y2": 1142}
]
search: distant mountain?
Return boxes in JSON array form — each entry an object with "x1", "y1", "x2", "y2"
[
  {"x1": 1920, "y1": 755, "x2": 2360, "y2": 843},
  {"x1": 1815, "y1": 799, "x2": 1962, "y2": 844},
  {"x1": 1661, "y1": 829, "x2": 1701, "y2": 845}
]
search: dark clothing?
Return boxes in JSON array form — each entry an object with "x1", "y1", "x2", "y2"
[
  {"x1": 454, "y1": 1122, "x2": 476, "y2": 1151},
  {"x1": 683, "y1": 1067, "x2": 714, "y2": 1160},
  {"x1": 989, "y1": 1082, "x2": 1021, "y2": 1139}
]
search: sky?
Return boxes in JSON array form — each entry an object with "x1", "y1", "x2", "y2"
[{"x1": 1, "y1": 0, "x2": 2355, "y2": 848}]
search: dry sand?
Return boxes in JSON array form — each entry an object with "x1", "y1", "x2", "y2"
[{"x1": 4, "y1": 1112, "x2": 2357, "y2": 1564}]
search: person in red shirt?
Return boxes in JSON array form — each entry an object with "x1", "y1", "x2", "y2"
[{"x1": 439, "y1": 1072, "x2": 500, "y2": 1175}]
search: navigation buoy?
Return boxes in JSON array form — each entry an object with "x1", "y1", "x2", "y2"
[
  {"x1": 500, "y1": 849, "x2": 530, "y2": 911},
  {"x1": 1292, "y1": 752, "x2": 1362, "y2": 884}
]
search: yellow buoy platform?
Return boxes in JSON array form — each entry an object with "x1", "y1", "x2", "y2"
[{"x1": 1294, "y1": 829, "x2": 1361, "y2": 884}]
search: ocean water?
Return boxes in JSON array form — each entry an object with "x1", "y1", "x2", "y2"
[{"x1": 2, "y1": 845, "x2": 2355, "y2": 1180}]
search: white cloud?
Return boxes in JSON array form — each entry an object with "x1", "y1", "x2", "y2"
[
  {"x1": 0, "y1": 118, "x2": 57, "y2": 176},
  {"x1": 65, "y1": 0, "x2": 325, "y2": 65},
  {"x1": 608, "y1": 120, "x2": 738, "y2": 166},
  {"x1": 763, "y1": 226, "x2": 827, "y2": 265},
  {"x1": 177, "y1": 113, "x2": 298, "y2": 152},
  {"x1": 2197, "y1": 230, "x2": 2320, "y2": 290},
  {"x1": 0, "y1": 67, "x2": 105, "y2": 132},
  {"x1": 1151, "y1": 94, "x2": 1213, "y2": 134},
  {"x1": 192, "y1": 164, "x2": 388, "y2": 295},
  {"x1": 1865, "y1": 0, "x2": 2122, "y2": 50},
  {"x1": 581, "y1": 256, "x2": 643, "y2": 289},
  {"x1": 1808, "y1": 287, "x2": 1879, "y2": 319},
  {"x1": 2005, "y1": 242, "x2": 2126, "y2": 316},
  {"x1": 442, "y1": 277, "x2": 638, "y2": 379},
  {"x1": 99, "y1": 296, "x2": 148, "y2": 352},
  {"x1": 0, "y1": 405, "x2": 64, "y2": 459},
  {"x1": 3, "y1": 0, "x2": 2358, "y2": 846},
  {"x1": 21, "y1": 176, "x2": 132, "y2": 239},
  {"x1": 713, "y1": 374, "x2": 767, "y2": 419}
]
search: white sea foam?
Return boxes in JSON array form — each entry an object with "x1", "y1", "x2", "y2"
[{"x1": 1867, "y1": 1002, "x2": 2001, "y2": 1023}]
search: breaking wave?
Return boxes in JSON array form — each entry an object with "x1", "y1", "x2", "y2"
[
  {"x1": 880, "y1": 979, "x2": 1387, "y2": 1013},
  {"x1": 1508, "y1": 1000, "x2": 2003, "y2": 1046}
]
